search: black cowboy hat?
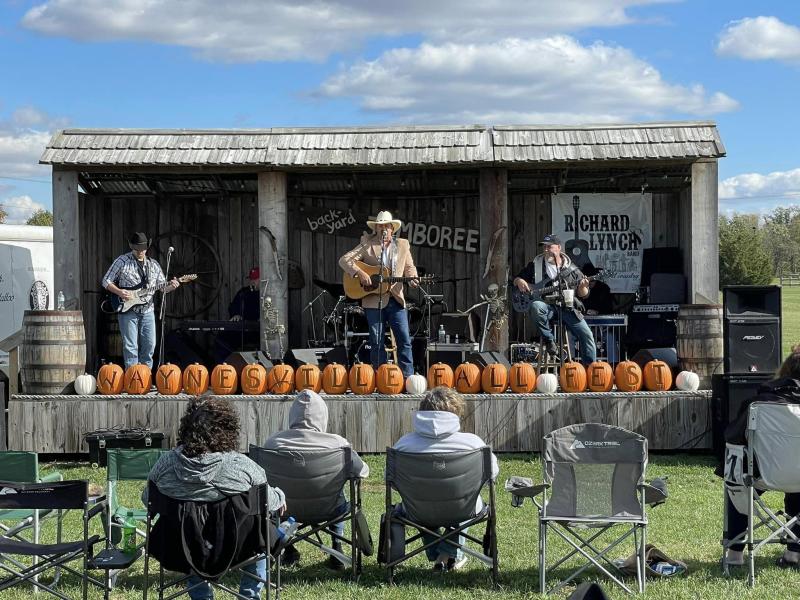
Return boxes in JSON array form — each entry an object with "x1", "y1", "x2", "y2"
[{"x1": 128, "y1": 232, "x2": 150, "y2": 249}]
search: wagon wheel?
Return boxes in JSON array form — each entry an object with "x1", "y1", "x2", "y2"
[{"x1": 151, "y1": 231, "x2": 222, "y2": 319}]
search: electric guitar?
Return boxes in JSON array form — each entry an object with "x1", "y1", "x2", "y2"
[
  {"x1": 511, "y1": 271, "x2": 611, "y2": 314},
  {"x1": 343, "y1": 260, "x2": 434, "y2": 300},
  {"x1": 110, "y1": 274, "x2": 197, "y2": 313},
  {"x1": 565, "y1": 194, "x2": 591, "y2": 269}
]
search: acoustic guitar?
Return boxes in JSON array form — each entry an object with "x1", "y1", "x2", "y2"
[
  {"x1": 110, "y1": 274, "x2": 197, "y2": 313},
  {"x1": 511, "y1": 271, "x2": 611, "y2": 313},
  {"x1": 343, "y1": 261, "x2": 434, "y2": 300}
]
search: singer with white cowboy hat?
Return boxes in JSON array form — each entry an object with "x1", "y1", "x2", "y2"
[
  {"x1": 102, "y1": 231, "x2": 180, "y2": 369},
  {"x1": 339, "y1": 211, "x2": 419, "y2": 378}
]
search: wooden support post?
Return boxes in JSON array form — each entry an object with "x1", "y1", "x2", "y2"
[
  {"x1": 257, "y1": 172, "x2": 289, "y2": 360},
  {"x1": 52, "y1": 170, "x2": 81, "y2": 308},
  {"x1": 685, "y1": 159, "x2": 719, "y2": 303},
  {"x1": 479, "y1": 168, "x2": 509, "y2": 353}
]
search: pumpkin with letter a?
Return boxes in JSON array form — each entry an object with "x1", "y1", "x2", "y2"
[
  {"x1": 240, "y1": 364, "x2": 267, "y2": 395},
  {"x1": 481, "y1": 363, "x2": 509, "y2": 394},
  {"x1": 211, "y1": 363, "x2": 238, "y2": 395},
  {"x1": 586, "y1": 361, "x2": 614, "y2": 392},
  {"x1": 454, "y1": 362, "x2": 482, "y2": 394},
  {"x1": 266, "y1": 364, "x2": 295, "y2": 395},
  {"x1": 644, "y1": 360, "x2": 673, "y2": 391},
  {"x1": 349, "y1": 363, "x2": 376, "y2": 395},
  {"x1": 124, "y1": 364, "x2": 152, "y2": 395},
  {"x1": 405, "y1": 373, "x2": 427, "y2": 395},
  {"x1": 559, "y1": 361, "x2": 587, "y2": 393},
  {"x1": 377, "y1": 363, "x2": 405, "y2": 395},
  {"x1": 97, "y1": 363, "x2": 124, "y2": 395},
  {"x1": 155, "y1": 363, "x2": 182, "y2": 395},
  {"x1": 427, "y1": 362, "x2": 454, "y2": 389},
  {"x1": 322, "y1": 363, "x2": 348, "y2": 394},
  {"x1": 183, "y1": 363, "x2": 210, "y2": 395},
  {"x1": 295, "y1": 364, "x2": 322, "y2": 393},
  {"x1": 536, "y1": 372, "x2": 559, "y2": 394},
  {"x1": 74, "y1": 373, "x2": 97, "y2": 395},
  {"x1": 509, "y1": 362, "x2": 536, "y2": 393},
  {"x1": 614, "y1": 360, "x2": 643, "y2": 392}
]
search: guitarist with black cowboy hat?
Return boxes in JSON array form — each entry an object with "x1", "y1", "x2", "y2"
[
  {"x1": 513, "y1": 233, "x2": 596, "y2": 365},
  {"x1": 102, "y1": 232, "x2": 180, "y2": 369}
]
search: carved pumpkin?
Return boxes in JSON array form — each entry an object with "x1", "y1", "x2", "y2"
[
  {"x1": 559, "y1": 361, "x2": 587, "y2": 393},
  {"x1": 454, "y1": 362, "x2": 482, "y2": 394},
  {"x1": 97, "y1": 363, "x2": 124, "y2": 395},
  {"x1": 266, "y1": 364, "x2": 295, "y2": 395},
  {"x1": 155, "y1": 363, "x2": 182, "y2": 395},
  {"x1": 74, "y1": 373, "x2": 97, "y2": 395},
  {"x1": 536, "y1": 372, "x2": 559, "y2": 393},
  {"x1": 124, "y1": 364, "x2": 152, "y2": 395},
  {"x1": 211, "y1": 363, "x2": 238, "y2": 395},
  {"x1": 240, "y1": 364, "x2": 268, "y2": 395},
  {"x1": 481, "y1": 363, "x2": 509, "y2": 394},
  {"x1": 614, "y1": 361, "x2": 643, "y2": 392},
  {"x1": 322, "y1": 363, "x2": 349, "y2": 395},
  {"x1": 349, "y1": 363, "x2": 376, "y2": 395},
  {"x1": 405, "y1": 373, "x2": 428, "y2": 395},
  {"x1": 295, "y1": 364, "x2": 322, "y2": 393},
  {"x1": 183, "y1": 363, "x2": 210, "y2": 395},
  {"x1": 509, "y1": 362, "x2": 536, "y2": 393},
  {"x1": 643, "y1": 360, "x2": 673, "y2": 391},
  {"x1": 675, "y1": 370, "x2": 700, "y2": 392},
  {"x1": 427, "y1": 362, "x2": 454, "y2": 389},
  {"x1": 586, "y1": 361, "x2": 614, "y2": 392},
  {"x1": 377, "y1": 363, "x2": 405, "y2": 395}
]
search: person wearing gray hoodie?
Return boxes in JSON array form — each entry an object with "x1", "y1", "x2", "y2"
[
  {"x1": 392, "y1": 386, "x2": 499, "y2": 572},
  {"x1": 263, "y1": 389, "x2": 369, "y2": 568}
]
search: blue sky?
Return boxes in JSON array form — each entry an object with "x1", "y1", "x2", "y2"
[{"x1": 1, "y1": 0, "x2": 799, "y2": 222}]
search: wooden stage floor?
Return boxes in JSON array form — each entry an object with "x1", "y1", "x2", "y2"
[{"x1": 9, "y1": 390, "x2": 712, "y2": 454}]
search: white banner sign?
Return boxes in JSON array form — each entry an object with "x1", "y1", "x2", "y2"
[{"x1": 551, "y1": 193, "x2": 652, "y2": 293}]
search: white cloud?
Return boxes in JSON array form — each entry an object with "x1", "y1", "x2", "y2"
[
  {"x1": 719, "y1": 167, "x2": 800, "y2": 214},
  {"x1": 21, "y1": 0, "x2": 672, "y2": 62},
  {"x1": 319, "y1": 36, "x2": 738, "y2": 123},
  {"x1": 0, "y1": 105, "x2": 64, "y2": 181},
  {"x1": 0, "y1": 195, "x2": 48, "y2": 224},
  {"x1": 717, "y1": 16, "x2": 800, "y2": 63}
]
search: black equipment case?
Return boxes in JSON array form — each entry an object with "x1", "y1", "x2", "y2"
[{"x1": 83, "y1": 428, "x2": 165, "y2": 466}]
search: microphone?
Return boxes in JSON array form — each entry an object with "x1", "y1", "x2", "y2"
[
  {"x1": 382, "y1": 229, "x2": 388, "y2": 241},
  {"x1": 168, "y1": 246, "x2": 175, "y2": 253}
]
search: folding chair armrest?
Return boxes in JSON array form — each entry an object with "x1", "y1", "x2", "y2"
[
  {"x1": 39, "y1": 471, "x2": 64, "y2": 483},
  {"x1": 88, "y1": 496, "x2": 109, "y2": 520},
  {"x1": 504, "y1": 476, "x2": 548, "y2": 507},
  {"x1": 640, "y1": 481, "x2": 668, "y2": 507}
]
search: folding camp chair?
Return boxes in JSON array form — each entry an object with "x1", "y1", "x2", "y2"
[
  {"x1": 143, "y1": 481, "x2": 277, "y2": 600},
  {"x1": 722, "y1": 401, "x2": 800, "y2": 586},
  {"x1": 382, "y1": 447, "x2": 498, "y2": 585},
  {"x1": 525, "y1": 423, "x2": 657, "y2": 595},
  {"x1": 249, "y1": 445, "x2": 366, "y2": 579},
  {"x1": 0, "y1": 479, "x2": 108, "y2": 599}
]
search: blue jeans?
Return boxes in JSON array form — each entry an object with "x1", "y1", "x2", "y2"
[
  {"x1": 530, "y1": 300, "x2": 596, "y2": 365},
  {"x1": 186, "y1": 558, "x2": 266, "y2": 600},
  {"x1": 393, "y1": 505, "x2": 465, "y2": 561},
  {"x1": 364, "y1": 298, "x2": 414, "y2": 378},
  {"x1": 118, "y1": 310, "x2": 157, "y2": 369}
]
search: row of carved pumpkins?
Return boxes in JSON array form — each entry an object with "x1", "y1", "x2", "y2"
[{"x1": 75, "y1": 358, "x2": 699, "y2": 396}]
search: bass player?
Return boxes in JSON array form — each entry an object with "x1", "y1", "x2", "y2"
[
  {"x1": 339, "y1": 211, "x2": 418, "y2": 378},
  {"x1": 513, "y1": 233, "x2": 596, "y2": 365}
]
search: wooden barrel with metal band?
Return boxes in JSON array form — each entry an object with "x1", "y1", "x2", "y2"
[
  {"x1": 20, "y1": 310, "x2": 87, "y2": 394},
  {"x1": 676, "y1": 304, "x2": 724, "y2": 390}
]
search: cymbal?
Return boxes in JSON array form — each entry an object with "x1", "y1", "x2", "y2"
[{"x1": 312, "y1": 277, "x2": 345, "y2": 298}]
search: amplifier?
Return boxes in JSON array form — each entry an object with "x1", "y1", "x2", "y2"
[
  {"x1": 511, "y1": 343, "x2": 538, "y2": 364},
  {"x1": 427, "y1": 342, "x2": 479, "y2": 371},
  {"x1": 625, "y1": 305, "x2": 678, "y2": 356},
  {"x1": 84, "y1": 429, "x2": 165, "y2": 467},
  {"x1": 631, "y1": 304, "x2": 680, "y2": 313}
]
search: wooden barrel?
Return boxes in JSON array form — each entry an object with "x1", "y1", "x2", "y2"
[
  {"x1": 676, "y1": 304, "x2": 723, "y2": 389},
  {"x1": 20, "y1": 310, "x2": 87, "y2": 395}
]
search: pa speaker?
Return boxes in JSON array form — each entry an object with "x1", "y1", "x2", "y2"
[
  {"x1": 641, "y1": 247, "x2": 682, "y2": 286},
  {"x1": 284, "y1": 346, "x2": 348, "y2": 369},
  {"x1": 631, "y1": 347, "x2": 678, "y2": 370},
  {"x1": 625, "y1": 310, "x2": 677, "y2": 356},
  {"x1": 723, "y1": 318, "x2": 781, "y2": 373},
  {"x1": 723, "y1": 285, "x2": 781, "y2": 319},
  {"x1": 468, "y1": 351, "x2": 511, "y2": 369},
  {"x1": 711, "y1": 373, "x2": 772, "y2": 460},
  {"x1": 224, "y1": 350, "x2": 273, "y2": 372},
  {"x1": 649, "y1": 273, "x2": 686, "y2": 304}
]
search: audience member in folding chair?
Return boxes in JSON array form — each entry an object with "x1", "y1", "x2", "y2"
[
  {"x1": 383, "y1": 387, "x2": 500, "y2": 581},
  {"x1": 720, "y1": 347, "x2": 800, "y2": 584}
]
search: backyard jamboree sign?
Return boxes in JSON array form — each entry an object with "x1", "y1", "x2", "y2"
[{"x1": 551, "y1": 193, "x2": 652, "y2": 293}]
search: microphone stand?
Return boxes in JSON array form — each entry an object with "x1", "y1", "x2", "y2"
[
  {"x1": 376, "y1": 229, "x2": 388, "y2": 365},
  {"x1": 157, "y1": 247, "x2": 174, "y2": 368},
  {"x1": 303, "y1": 289, "x2": 327, "y2": 346}
]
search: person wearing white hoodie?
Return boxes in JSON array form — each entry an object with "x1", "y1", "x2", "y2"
[
  {"x1": 263, "y1": 389, "x2": 369, "y2": 569},
  {"x1": 392, "y1": 386, "x2": 499, "y2": 572}
]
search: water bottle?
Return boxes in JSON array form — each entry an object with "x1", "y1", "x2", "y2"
[
  {"x1": 57, "y1": 291, "x2": 65, "y2": 310},
  {"x1": 277, "y1": 516, "x2": 299, "y2": 541},
  {"x1": 121, "y1": 510, "x2": 137, "y2": 554},
  {"x1": 438, "y1": 324, "x2": 446, "y2": 344}
]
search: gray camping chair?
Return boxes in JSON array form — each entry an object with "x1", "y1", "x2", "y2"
[
  {"x1": 722, "y1": 402, "x2": 800, "y2": 586},
  {"x1": 382, "y1": 447, "x2": 498, "y2": 585},
  {"x1": 249, "y1": 445, "x2": 366, "y2": 578},
  {"x1": 516, "y1": 423, "x2": 659, "y2": 595}
]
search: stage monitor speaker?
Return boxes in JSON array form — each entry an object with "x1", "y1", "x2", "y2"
[
  {"x1": 723, "y1": 285, "x2": 781, "y2": 319},
  {"x1": 641, "y1": 247, "x2": 682, "y2": 287},
  {"x1": 468, "y1": 351, "x2": 511, "y2": 369},
  {"x1": 649, "y1": 273, "x2": 686, "y2": 304},
  {"x1": 224, "y1": 350, "x2": 273, "y2": 373},
  {"x1": 711, "y1": 373, "x2": 772, "y2": 460},
  {"x1": 437, "y1": 313, "x2": 477, "y2": 343},
  {"x1": 631, "y1": 347, "x2": 678, "y2": 370},
  {"x1": 723, "y1": 318, "x2": 781, "y2": 373},
  {"x1": 284, "y1": 346, "x2": 348, "y2": 369}
]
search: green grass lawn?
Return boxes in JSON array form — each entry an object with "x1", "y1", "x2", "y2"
[
  {"x1": 783, "y1": 285, "x2": 800, "y2": 357},
  {"x1": 3, "y1": 454, "x2": 800, "y2": 600}
]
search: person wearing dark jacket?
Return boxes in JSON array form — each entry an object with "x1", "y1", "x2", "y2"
[{"x1": 721, "y1": 346, "x2": 800, "y2": 568}]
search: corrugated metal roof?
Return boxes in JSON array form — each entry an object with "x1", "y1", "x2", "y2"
[{"x1": 41, "y1": 122, "x2": 724, "y2": 167}]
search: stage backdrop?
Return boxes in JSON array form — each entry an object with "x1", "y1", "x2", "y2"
[{"x1": 551, "y1": 193, "x2": 652, "y2": 293}]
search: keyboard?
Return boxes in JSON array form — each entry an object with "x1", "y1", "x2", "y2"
[{"x1": 177, "y1": 320, "x2": 259, "y2": 332}]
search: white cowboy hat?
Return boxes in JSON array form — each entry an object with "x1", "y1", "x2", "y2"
[{"x1": 366, "y1": 210, "x2": 402, "y2": 233}]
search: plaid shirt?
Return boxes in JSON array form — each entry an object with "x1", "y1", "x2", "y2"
[{"x1": 102, "y1": 252, "x2": 166, "y2": 313}]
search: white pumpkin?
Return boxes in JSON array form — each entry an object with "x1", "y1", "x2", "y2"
[
  {"x1": 675, "y1": 370, "x2": 700, "y2": 392},
  {"x1": 405, "y1": 373, "x2": 428, "y2": 395},
  {"x1": 74, "y1": 373, "x2": 97, "y2": 395},
  {"x1": 536, "y1": 372, "x2": 559, "y2": 394}
]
